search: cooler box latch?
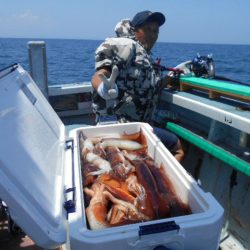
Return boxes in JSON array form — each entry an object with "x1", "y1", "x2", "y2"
[
  {"x1": 139, "y1": 221, "x2": 180, "y2": 237},
  {"x1": 64, "y1": 187, "x2": 76, "y2": 214},
  {"x1": 64, "y1": 139, "x2": 76, "y2": 216}
]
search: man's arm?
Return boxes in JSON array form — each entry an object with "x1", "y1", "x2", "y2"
[{"x1": 91, "y1": 67, "x2": 111, "y2": 90}]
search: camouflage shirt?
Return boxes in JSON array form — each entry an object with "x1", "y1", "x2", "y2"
[{"x1": 93, "y1": 19, "x2": 163, "y2": 122}]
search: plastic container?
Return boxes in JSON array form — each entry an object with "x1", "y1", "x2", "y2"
[{"x1": 68, "y1": 123, "x2": 224, "y2": 250}]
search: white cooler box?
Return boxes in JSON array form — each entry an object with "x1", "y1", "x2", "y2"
[{"x1": 0, "y1": 64, "x2": 224, "y2": 250}]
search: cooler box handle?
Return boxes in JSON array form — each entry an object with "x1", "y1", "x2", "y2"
[
  {"x1": 139, "y1": 221, "x2": 180, "y2": 236},
  {"x1": 64, "y1": 139, "x2": 76, "y2": 215}
]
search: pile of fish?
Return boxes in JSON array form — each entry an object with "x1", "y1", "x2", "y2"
[{"x1": 79, "y1": 129, "x2": 191, "y2": 230}]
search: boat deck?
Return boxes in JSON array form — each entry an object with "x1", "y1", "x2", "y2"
[
  {"x1": 0, "y1": 203, "x2": 64, "y2": 250},
  {"x1": 0, "y1": 208, "x2": 42, "y2": 250}
]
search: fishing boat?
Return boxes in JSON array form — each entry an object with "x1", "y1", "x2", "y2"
[{"x1": 0, "y1": 41, "x2": 249, "y2": 250}]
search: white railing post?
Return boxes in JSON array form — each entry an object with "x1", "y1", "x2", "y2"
[{"x1": 28, "y1": 41, "x2": 49, "y2": 99}]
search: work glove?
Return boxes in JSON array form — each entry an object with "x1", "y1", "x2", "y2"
[{"x1": 97, "y1": 65, "x2": 119, "y2": 100}]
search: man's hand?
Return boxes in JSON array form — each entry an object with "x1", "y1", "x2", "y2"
[
  {"x1": 158, "y1": 60, "x2": 192, "y2": 90},
  {"x1": 97, "y1": 66, "x2": 119, "y2": 100},
  {"x1": 168, "y1": 60, "x2": 192, "y2": 77},
  {"x1": 159, "y1": 75, "x2": 180, "y2": 90}
]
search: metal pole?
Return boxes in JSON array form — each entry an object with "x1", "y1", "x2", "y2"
[{"x1": 27, "y1": 41, "x2": 49, "y2": 99}]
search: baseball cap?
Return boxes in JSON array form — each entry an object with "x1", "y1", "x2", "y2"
[{"x1": 131, "y1": 10, "x2": 165, "y2": 28}]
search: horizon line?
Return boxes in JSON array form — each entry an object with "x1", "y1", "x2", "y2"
[{"x1": 0, "y1": 36, "x2": 250, "y2": 46}]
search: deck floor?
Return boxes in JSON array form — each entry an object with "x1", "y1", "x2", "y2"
[
  {"x1": 0, "y1": 208, "x2": 63, "y2": 250},
  {"x1": 0, "y1": 213, "x2": 42, "y2": 250}
]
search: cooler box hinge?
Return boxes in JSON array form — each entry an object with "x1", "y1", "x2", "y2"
[
  {"x1": 0, "y1": 63, "x2": 18, "y2": 79},
  {"x1": 139, "y1": 221, "x2": 180, "y2": 237},
  {"x1": 64, "y1": 139, "x2": 76, "y2": 215}
]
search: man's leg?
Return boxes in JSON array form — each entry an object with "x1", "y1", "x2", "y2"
[{"x1": 153, "y1": 126, "x2": 184, "y2": 162}]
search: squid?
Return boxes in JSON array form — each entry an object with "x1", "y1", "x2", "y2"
[
  {"x1": 84, "y1": 183, "x2": 109, "y2": 230},
  {"x1": 104, "y1": 190, "x2": 149, "y2": 225},
  {"x1": 88, "y1": 130, "x2": 142, "y2": 144},
  {"x1": 84, "y1": 181, "x2": 149, "y2": 229},
  {"x1": 146, "y1": 160, "x2": 191, "y2": 217},
  {"x1": 82, "y1": 162, "x2": 99, "y2": 186},
  {"x1": 125, "y1": 174, "x2": 150, "y2": 214},
  {"x1": 79, "y1": 131, "x2": 112, "y2": 176},
  {"x1": 131, "y1": 159, "x2": 161, "y2": 219},
  {"x1": 125, "y1": 174, "x2": 145, "y2": 198},
  {"x1": 105, "y1": 146, "x2": 134, "y2": 180},
  {"x1": 98, "y1": 138, "x2": 143, "y2": 151},
  {"x1": 98, "y1": 174, "x2": 136, "y2": 204}
]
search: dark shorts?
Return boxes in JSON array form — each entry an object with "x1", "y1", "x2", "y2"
[{"x1": 153, "y1": 126, "x2": 178, "y2": 151}]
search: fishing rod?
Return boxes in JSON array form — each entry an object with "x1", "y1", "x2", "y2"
[
  {"x1": 154, "y1": 55, "x2": 250, "y2": 87},
  {"x1": 213, "y1": 75, "x2": 250, "y2": 87},
  {"x1": 153, "y1": 58, "x2": 185, "y2": 76}
]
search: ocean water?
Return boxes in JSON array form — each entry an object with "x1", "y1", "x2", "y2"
[{"x1": 0, "y1": 38, "x2": 249, "y2": 85}]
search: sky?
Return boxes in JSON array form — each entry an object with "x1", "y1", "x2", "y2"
[{"x1": 1, "y1": 0, "x2": 250, "y2": 45}]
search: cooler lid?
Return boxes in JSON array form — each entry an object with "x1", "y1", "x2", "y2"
[{"x1": 0, "y1": 64, "x2": 68, "y2": 248}]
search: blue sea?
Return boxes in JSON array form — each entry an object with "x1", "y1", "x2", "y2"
[{"x1": 0, "y1": 38, "x2": 249, "y2": 85}]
